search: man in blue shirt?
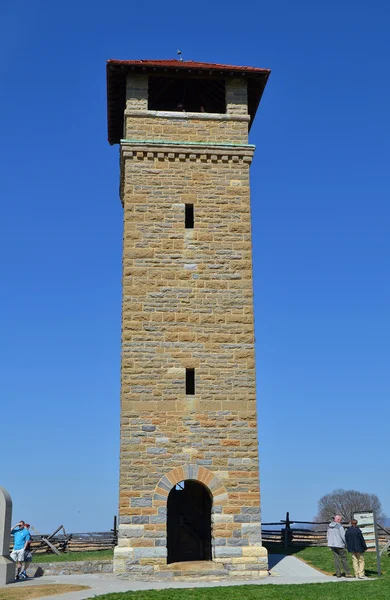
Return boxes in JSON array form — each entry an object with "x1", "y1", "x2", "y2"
[{"x1": 10, "y1": 520, "x2": 31, "y2": 580}]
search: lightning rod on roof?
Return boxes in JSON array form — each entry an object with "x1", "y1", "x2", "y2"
[{"x1": 177, "y1": 49, "x2": 183, "y2": 61}]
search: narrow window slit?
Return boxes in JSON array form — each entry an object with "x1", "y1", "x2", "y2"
[
  {"x1": 185, "y1": 204, "x2": 194, "y2": 229},
  {"x1": 186, "y1": 368, "x2": 195, "y2": 395}
]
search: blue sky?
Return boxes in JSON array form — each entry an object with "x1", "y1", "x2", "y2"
[{"x1": 1, "y1": 0, "x2": 389, "y2": 533}]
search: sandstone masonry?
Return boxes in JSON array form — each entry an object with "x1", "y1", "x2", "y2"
[{"x1": 107, "y1": 61, "x2": 270, "y2": 580}]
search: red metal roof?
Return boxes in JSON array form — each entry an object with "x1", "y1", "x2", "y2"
[
  {"x1": 106, "y1": 59, "x2": 271, "y2": 145},
  {"x1": 107, "y1": 59, "x2": 270, "y2": 75}
]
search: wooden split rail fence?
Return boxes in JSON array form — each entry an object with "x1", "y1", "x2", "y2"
[
  {"x1": 9, "y1": 514, "x2": 390, "y2": 555},
  {"x1": 262, "y1": 512, "x2": 390, "y2": 550},
  {"x1": 10, "y1": 529, "x2": 117, "y2": 556},
  {"x1": 32, "y1": 531, "x2": 117, "y2": 555}
]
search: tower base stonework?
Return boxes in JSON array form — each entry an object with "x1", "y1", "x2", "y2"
[{"x1": 113, "y1": 464, "x2": 268, "y2": 580}]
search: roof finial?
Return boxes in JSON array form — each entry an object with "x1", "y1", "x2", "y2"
[{"x1": 177, "y1": 49, "x2": 183, "y2": 62}]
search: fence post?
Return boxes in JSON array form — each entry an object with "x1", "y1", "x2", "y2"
[
  {"x1": 374, "y1": 515, "x2": 382, "y2": 576},
  {"x1": 113, "y1": 515, "x2": 117, "y2": 546},
  {"x1": 284, "y1": 511, "x2": 290, "y2": 549}
]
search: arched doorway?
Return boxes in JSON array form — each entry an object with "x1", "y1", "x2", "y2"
[{"x1": 167, "y1": 480, "x2": 212, "y2": 564}]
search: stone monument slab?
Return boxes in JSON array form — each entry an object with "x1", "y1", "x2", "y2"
[{"x1": 0, "y1": 486, "x2": 14, "y2": 584}]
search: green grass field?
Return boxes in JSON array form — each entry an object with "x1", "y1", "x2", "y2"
[
  {"x1": 87, "y1": 546, "x2": 389, "y2": 600},
  {"x1": 32, "y1": 549, "x2": 113, "y2": 563}
]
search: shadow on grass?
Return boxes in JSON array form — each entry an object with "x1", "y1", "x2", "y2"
[{"x1": 366, "y1": 568, "x2": 380, "y2": 576}]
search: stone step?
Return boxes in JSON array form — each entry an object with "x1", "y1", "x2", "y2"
[
  {"x1": 166, "y1": 560, "x2": 222, "y2": 572},
  {"x1": 171, "y1": 571, "x2": 231, "y2": 580},
  {"x1": 164, "y1": 560, "x2": 230, "y2": 579}
]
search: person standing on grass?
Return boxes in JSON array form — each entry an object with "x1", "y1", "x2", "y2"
[
  {"x1": 345, "y1": 519, "x2": 368, "y2": 579},
  {"x1": 327, "y1": 515, "x2": 353, "y2": 578},
  {"x1": 10, "y1": 520, "x2": 31, "y2": 580}
]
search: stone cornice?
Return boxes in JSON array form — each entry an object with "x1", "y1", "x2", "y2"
[
  {"x1": 124, "y1": 109, "x2": 250, "y2": 123},
  {"x1": 119, "y1": 141, "x2": 255, "y2": 204},
  {"x1": 120, "y1": 139, "x2": 255, "y2": 158}
]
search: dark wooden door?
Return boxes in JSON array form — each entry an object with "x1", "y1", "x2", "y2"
[{"x1": 167, "y1": 480, "x2": 212, "y2": 563}]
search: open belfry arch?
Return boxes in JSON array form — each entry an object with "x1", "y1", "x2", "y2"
[{"x1": 106, "y1": 58, "x2": 270, "y2": 580}]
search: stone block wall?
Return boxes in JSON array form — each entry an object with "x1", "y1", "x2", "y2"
[
  {"x1": 126, "y1": 75, "x2": 148, "y2": 112},
  {"x1": 27, "y1": 560, "x2": 113, "y2": 576},
  {"x1": 113, "y1": 73, "x2": 267, "y2": 580},
  {"x1": 124, "y1": 114, "x2": 249, "y2": 145},
  {"x1": 226, "y1": 79, "x2": 248, "y2": 115}
]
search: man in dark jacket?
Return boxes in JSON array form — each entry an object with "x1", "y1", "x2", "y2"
[
  {"x1": 327, "y1": 515, "x2": 352, "y2": 577},
  {"x1": 345, "y1": 519, "x2": 368, "y2": 579}
]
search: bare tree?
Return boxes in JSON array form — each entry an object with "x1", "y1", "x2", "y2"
[{"x1": 314, "y1": 489, "x2": 385, "y2": 523}]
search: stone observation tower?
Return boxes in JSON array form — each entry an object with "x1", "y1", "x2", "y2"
[{"x1": 106, "y1": 58, "x2": 270, "y2": 579}]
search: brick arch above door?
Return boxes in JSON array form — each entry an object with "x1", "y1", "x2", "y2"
[{"x1": 153, "y1": 464, "x2": 228, "y2": 507}]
